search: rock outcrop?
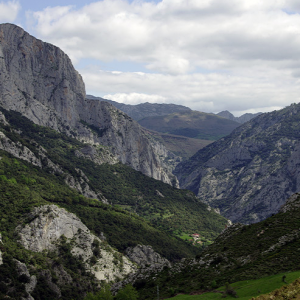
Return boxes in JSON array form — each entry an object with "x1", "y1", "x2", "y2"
[
  {"x1": 14, "y1": 259, "x2": 37, "y2": 300},
  {"x1": 175, "y1": 102, "x2": 300, "y2": 224},
  {"x1": 0, "y1": 23, "x2": 177, "y2": 186},
  {"x1": 17, "y1": 205, "x2": 135, "y2": 281},
  {"x1": 125, "y1": 245, "x2": 171, "y2": 268},
  {"x1": 113, "y1": 245, "x2": 171, "y2": 293}
]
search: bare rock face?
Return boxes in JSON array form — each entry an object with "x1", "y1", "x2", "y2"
[
  {"x1": 14, "y1": 259, "x2": 37, "y2": 300},
  {"x1": 175, "y1": 103, "x2": 300, "y2": 224},
  {"x1": 0, "y1": 23, "x2": 177, "y2": 186},
  {"x1": 17, "y1": 205, "x2": 135, "y2": 282},
  {"x1": 125, "y1": 245, "x2": 171, "y2": 268},
  {"x1": 279, "y1": 192, "x2": 300, "y2": 213}
]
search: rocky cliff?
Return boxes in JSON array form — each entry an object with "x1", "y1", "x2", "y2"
[
  {"x1": 0, "y1": 23, "x2": 177, "y2": 186},
  {"x1": 17, "y1": 205, "x2": 135, "y2": 282},
  {"x1": 174, "y1": 102, "x2": 300, "y2": 224}
]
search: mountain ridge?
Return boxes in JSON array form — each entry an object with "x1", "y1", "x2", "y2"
[
  {"x1": 217, "y1": 110, "x2": 262, "y2": 123},
  {"x1": 174, "y1": 103, "x2": 300, "y2": 223},
  {"x1": 86, "y1": 94, "x2": 191, "y2": 121}
]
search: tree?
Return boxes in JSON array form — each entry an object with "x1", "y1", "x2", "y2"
[
  {"x1": 84, "y1": 283, "x2": 113, "y2": 300},
  {"x1": 115, "y1": 284, "x2": 139, "y2": 300}
]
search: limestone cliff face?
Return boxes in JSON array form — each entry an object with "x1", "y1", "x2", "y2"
[
  {"x1": 0, "y1": 23, "x2": 177, "y2": 186},
  {"x1": 175, "y1": 103, "x2": 300, "y2": 224},
  {"x1": 125, "y1": 245, "x2": 171, "y2": 269},
  {"x1": 17, "y1": 205, "x2": 135, "y2": 282}
]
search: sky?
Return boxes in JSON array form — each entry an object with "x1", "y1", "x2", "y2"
[{"x1": 1, "y1": 0, "x2": 300, "y2": 116}]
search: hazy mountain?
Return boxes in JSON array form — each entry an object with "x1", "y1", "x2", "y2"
[
  {"x1": 217, "y1": 110, "x2": 262, "y2": 123},
  {"x1": 174, "y1": 103, "x2": 300, "y2": 224},
  {"x1": 137, "y1": 110, "x2": 240, "y2": 141},
  {"x1": 146, "y1": 130, "x2": 213, "y2": 161}
]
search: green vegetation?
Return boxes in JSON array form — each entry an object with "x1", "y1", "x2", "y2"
[
  {"x1": 0, "y1": 107, "x2": 227, "y2": 245},
  {"x1": 84, "y1": 283, "x2": 113, "y2": 300},
  {"x1": 0, "y1": 106, "x2": 228, "y2": 298},
  {"x1": 115, "y1": 284, "x2": 139, "y2": 300},
  {"x1": 135, "y1": 193, "x2": 300, "y2": 299},
  {"x1": 147, "y1": 130, "x2": 212, "y2": 160},
  {"x1": 164, "y1": 271, "x2": 300, "y2": 299}
]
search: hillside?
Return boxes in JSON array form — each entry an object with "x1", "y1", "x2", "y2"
[
  {"x1": 174, "y1": 102, "x2": 300, "y2": 224},
  {"x1": 138, "y1": 111, "x2": 240, "y2": 140},
  {"x1": 144, "y1": 130, "x2": 213, "y2": 161},
  {"x1": 0, "y1": 106, "x2": 229, "y2": 298},
  {"x1": 0, "y1": 106, "x2": 227, "y2": 243},
  {"x1": 135, "y1": 192, "x2": 300, "y2": 299}
]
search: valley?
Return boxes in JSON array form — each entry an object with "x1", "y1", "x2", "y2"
[{"x1": 1, "y1": 22, "x2": 300, "y2": 300}]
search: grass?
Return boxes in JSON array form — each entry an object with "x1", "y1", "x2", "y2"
[{"x1": 166, "y1": 270, "x2": 300, "y2": 300}]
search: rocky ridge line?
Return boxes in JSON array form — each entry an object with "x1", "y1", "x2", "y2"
[{"x1": 175, "y1": 102, "x2": 300, "y2": 223}]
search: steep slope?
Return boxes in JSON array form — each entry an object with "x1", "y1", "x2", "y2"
[
  {"x1": 146, "y1": 130, "x2": 213, "y2": 160},
  {"x1": 0, "y1": 106, "x2": 228, "y2": 245},
  {"x1": 135, "y1": 192, "x2": 300, "y2": 299},
  {"x1": 0, "y1": 104, "x2": 229, "y2": 299},
  {"x1": 138, "y1": 110, "x2": 240, "y2": 140},
  {"x1": 217, "y1": 110, "x2": 262, "y2": 123},
  {"x1": 174, "y1": 102, "x2": 300, "y2": 224},
  {"x1": 86, "y1": 95, "x2": 191, "y2": 121},
  {"x1": 0, "y1": 23, "x2": 176, "y2": 186}
]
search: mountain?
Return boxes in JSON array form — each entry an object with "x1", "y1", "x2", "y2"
[
  {"x1": 217, "y1": 110, "x2": 262, "y2": 123},
  {"x1": 0, "y1": 105, "x2": 228, "y2": 299},
  {"x1": 86, "y1": 95, "x2": 191, "y2": 121},
  {"x1": 133, "y1": 192, "x2": 300, "y2": 299},
  {"x1": 174, "y1": 102, "x2": 300, "y2": 224},
  {"x1": 145, "y1": 130, "x2": 213, "y2": 161},
  {"x1": 0, "y1": 23, "x2": 229, "y2": 299},
  {"x1": 0, "y1": 23, "x2": 178, "y2": 186},
  {"x1": 137, "y1": 111, "x2": 240, "y2": 140}
]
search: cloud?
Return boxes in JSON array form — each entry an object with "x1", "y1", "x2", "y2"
[
  {"x1": 81, "y1": 67, "x2": 300, "y2": 115},
  {"x1": 0, "y1": 1, "x2": 20, "y2": 23},
  {"x1": 27, "y1": 0, "x2": 300, "y2": 114},
  {"x1": 103, "y1": 92, "x2": 167, "y2": 105}
]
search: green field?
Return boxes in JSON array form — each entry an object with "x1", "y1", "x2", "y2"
[{"x1": 166, "y1": 270, "x2": 300, "y2": 300}]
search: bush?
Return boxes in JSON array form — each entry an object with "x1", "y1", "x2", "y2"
[{"x1": 115, "y1": 284, "x2": 139, "y2": 300}]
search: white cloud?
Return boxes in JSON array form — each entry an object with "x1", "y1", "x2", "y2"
[
  {"x1": 27, "y1": 0, "x2": 300, "y2": 114},
  {"x1": 103, "y1": 92, "x2": 167, "y2": 104},
  {"x1": 81, "y1": 67, "x2": 300, "y2": 114},
  {"x1": 0, "y1": 1, "x2": 20, "y2": 23}
]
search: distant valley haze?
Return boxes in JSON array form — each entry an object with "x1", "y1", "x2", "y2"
[{"x1": 2, "y1": 0, "x2": 300, "y2": 116}]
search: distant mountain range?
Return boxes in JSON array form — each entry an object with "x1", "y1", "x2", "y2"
[
  {"x1": 86, "y1": 95, "x2": 191, "y2": 121},
  {"x1": 217, "y1": 110, "x2": 262, "y2": 123},
  {"x1": 137, "y1": 111, "x2": 240, "y2": 140},
  {"x1": 87, "y1": 95, "x2": 261, "y2": 125}
]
